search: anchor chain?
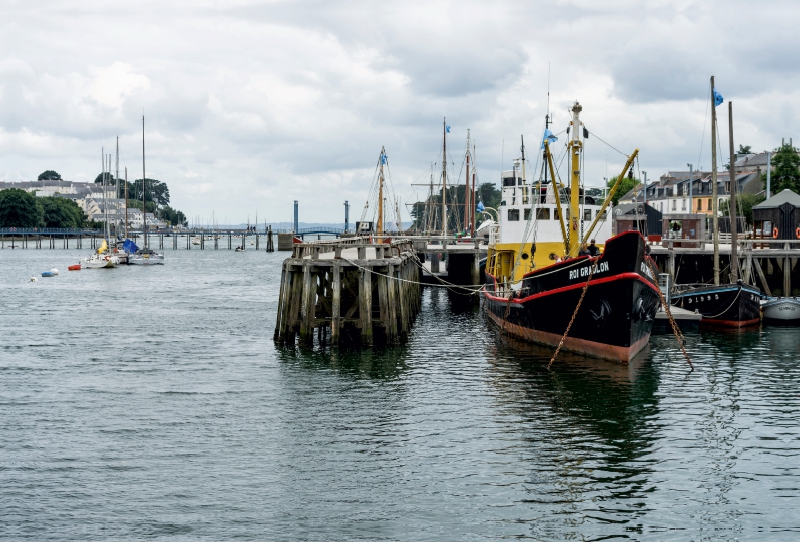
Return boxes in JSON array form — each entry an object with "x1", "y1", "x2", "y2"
[
  {"x1": 647, "y1": 259, "x2": 693, "y2": 370},
  {"x1": 548, "y1": 259, "x2": 596, "y2": 368}
]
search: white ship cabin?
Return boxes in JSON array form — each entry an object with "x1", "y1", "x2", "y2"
[{"x1": 496, "y1": 158, "x2": 614, "y2": 248}]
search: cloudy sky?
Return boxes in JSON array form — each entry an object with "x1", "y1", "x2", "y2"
[{"x1": 1, "y1": 0, "x2": 796, "y2": 224}]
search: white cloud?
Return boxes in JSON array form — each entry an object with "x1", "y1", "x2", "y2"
[{"x1": 0, "y1": 0, "x2": 798, "y2": 223}]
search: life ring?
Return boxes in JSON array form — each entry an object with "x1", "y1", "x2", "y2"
[
  {"x1": 772, "y1": 227, "x2": 779, "y2": 239},
  {"x1": 796, "y1": 227, "x2": 800, "y2": 239}
]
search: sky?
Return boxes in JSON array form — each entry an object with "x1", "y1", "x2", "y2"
[{"x1": 1, "y1": 0, "x2": 798, "y2": 225}]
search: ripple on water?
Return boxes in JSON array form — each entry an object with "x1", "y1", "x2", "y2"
[{"x1": 1, "y1": 249, "x2": 799, "y2": 539}]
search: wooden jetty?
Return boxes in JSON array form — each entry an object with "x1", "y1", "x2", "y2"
[{"x1": 274, "y1": 237, "x2": 422, "y2": 347}]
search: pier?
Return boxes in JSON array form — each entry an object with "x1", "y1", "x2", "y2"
[{"x1": 274, "y1": 237, "x2": 423, "y2": 347}]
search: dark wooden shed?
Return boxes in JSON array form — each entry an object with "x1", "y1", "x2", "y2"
[{"x1": 752, "y1": 189, "x2": 800, "y2": 242}]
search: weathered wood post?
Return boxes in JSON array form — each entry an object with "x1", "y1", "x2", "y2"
[
  {"x1": 331, "y1": 264, "x2": 341, "y2": 345},
  {"x1": 299, "y1": 264, "x2": 316, "y2": 346},
  {"x1": 359, "y1": 268, "x2": 373, "y2": 345}
]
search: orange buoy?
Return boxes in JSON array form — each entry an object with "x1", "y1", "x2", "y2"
[
  {"x1": 68, "y1": 264, "x2": 81, "y2": 271},
  {"x1": 773, "y1": 227, "x2": 779, "y2": 239}
]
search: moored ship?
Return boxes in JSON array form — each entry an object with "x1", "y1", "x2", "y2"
[{"x1": 482, "y1": 101, "x2": 661, "y2": 362}]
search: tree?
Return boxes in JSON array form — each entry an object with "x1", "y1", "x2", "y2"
[
  {"x1": 159, "y1": 205, "x2": 187, "y2": 227},
  {"x1": 762, "y1": 142, "x2": 800, "y2": 194},
  {"x1": 38, "y1": 170, "x2": 62, "y2": 181},
  {"x1": 94, "y1": 172, "x2": 117, "y2": 186},
  {"x1": 132, "y1": 178, "x2": 170, "y2": 207},
  {"x1": 39, "y1": 197, "x2": 86, "y2": 228},
  {"x1": 738, "y1": 144, "x2": 752, "y2": 155},
  {"x1": 0, "y1": 188, "x2": 45, "y2": 227},
  {"x1": 607, "y1": 175, "x2": 639, "y2": 206},
  {"x1": 720, "y1": 193, "x2": 765, "y2": 226}
]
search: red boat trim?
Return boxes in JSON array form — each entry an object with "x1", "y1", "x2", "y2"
[
  {"x1": 700, "y1": 317, "x2": 760, "y2": 328},
  {"x1": 483, "y1": 272, "x2": 660, "y2": 304},
  {"x1": 486, "y1": 310, "x2": 649, "y2": 363}
]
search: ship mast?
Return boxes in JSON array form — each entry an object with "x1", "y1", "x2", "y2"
[
  {"x1": 441, "y1": 118, "x2": 447, "y2": 237},
  {"x1": 710, "y1": 77, "x2": 720, "y2": 285},
  {"x1": 464, "y1": 130, "x2": 471, "y2": 235},
  {"x1": 377, "y1": 146, "x2": 385, "y2": 239},
  {"x1": 471, "y1": 140, "x2": 477, "y2": 236},
  {"x1": 568, "y1": 102, "x2": 583, "y2": 257},
  {"x1": 143, "y1": 115, "x2": 147, "y2": 249}
]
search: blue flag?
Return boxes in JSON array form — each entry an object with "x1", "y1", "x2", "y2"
[
  {"x1": 381, "y1": 154, "x2": 387, "y2": 164},
  {"x1": 540, "y1": 128, "x2": 558, "y2": 149},
  {"x1": 476, "y1": 201, "x2": 485, "y2": 213},
  {"x1": 445, "y1": 125, "x2": 451, "y2": 133},
  {"x1": 713, "y1": 88, "x2": 723, "y2": 107}
]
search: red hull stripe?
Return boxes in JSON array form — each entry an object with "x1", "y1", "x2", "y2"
[
  {"x1": 486, "y1": 310, "x2": 650, "y2": 363},
  {"x1": 701, "y1": 318, "x2": 760, "y2": 328},
  {"x1": 483, "y1": 272, "x2": 660, "y2": 305}
]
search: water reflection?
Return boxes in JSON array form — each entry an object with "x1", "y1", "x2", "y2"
[{"x1": 485, "y1": 331, "x2": 662, "y2": 528}]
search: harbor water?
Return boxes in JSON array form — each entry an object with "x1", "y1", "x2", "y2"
[{"x1": 2, "y1": 249, "x2": 799, "y2": 540}]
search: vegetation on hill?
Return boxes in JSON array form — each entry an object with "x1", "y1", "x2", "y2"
[
  {"x1": 0, "y1": 188, "x2": 87, "y2": 228},
  {"x1": 762, "y1": 143, "x2": 800, "y2": 194}
]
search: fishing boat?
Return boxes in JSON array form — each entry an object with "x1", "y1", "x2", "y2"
[
  {"x1": 482, "y1": 101, "x2": 661, "y2": 362},
  {"x1": 129, "y1": 115, "x2": 165, "y2": 266},
  {"x1": 762, "y1": 297, "x2": 800, "y2": 324},
  {"x1": 669, "y1": 77, "x2": 760, "y2": 327}
]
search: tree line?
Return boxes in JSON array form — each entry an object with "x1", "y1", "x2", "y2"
[
  {"x1": 409, "y1": 182, "x2": 501, "y2": 232},
  {"x1": 0, "y1": 169, "x2": 188, "y2": 228}
]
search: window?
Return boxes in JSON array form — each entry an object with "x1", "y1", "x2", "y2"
[
  {"x1": 507, "y1": 209, "x2": 519, "y2": 221},
  {"x1": 597, "y1": 209, "x2": 608, "y2": 220},
  {"x1": 503, "y1": 177, "x2": 515, "y2": 187},
  {"x1": 697, "y1": 199, "x2": 702, "y2": 211},
  {"x1": 584, "y1": 209, "x2": 591, "y2": 221},
  {"x1": 683, "y1": 184, "x2": 688, "y2": 196},
  {"x1": 554, "y1": 208, "x2": 560, "y2": 221},
  {"x1": 707, "y1": 198, "x2": 711, "y2": 210},
  {"x1": 536, "y1": 208, "x2": 550, "y2": 220},
  {"x1": 672, "y1": 199, "x2": 676, "y2": 211},
  {"x1": 682, "y1": 198, "x2": 686, "y2": 211},
  {"x1": 660, "y1": 202, "x2": 663, "y2": 212},
  {"x1": 524, "y1": 208, "x2": 531, "y2": 220}
]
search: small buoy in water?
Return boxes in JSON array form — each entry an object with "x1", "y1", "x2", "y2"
[
  {"x1": 31, "y1": 276, "x2": 38, "y2": 282},
  {"x1": 41, "y1": 271, "x2": 55, "y2": 277},
  {"x1": 50, "y1": 267, "x2": 59, "y2": 275},
  {"x1": 68, "y1": 264, "x2": 81, "y2": 271}
]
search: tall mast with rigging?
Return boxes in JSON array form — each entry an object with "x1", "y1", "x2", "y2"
[
  {"x1": 710, "y1": 76, "x2": 720, "y2": 285},
  {"x1": 471, "y1": 140, "x2": 477, "y2": 236},
  {"x1": 728, "y1": 101, "x2": 739, "y2": 282},
  {"x1": 567, "y1": 102, "x2": 583, "y2": 257},
  {"x1": 142, "y1": 115, "x2": 148, "y2": 249},
  {"x1": 464, "y1": 130, "x2": 471, "y2": 235},
  {"x1": 442, "y1": 118, "x2": 447, "y2": 237},
  {"x1": 377, "y1": 147, "x2": 385, "y2": 239}
]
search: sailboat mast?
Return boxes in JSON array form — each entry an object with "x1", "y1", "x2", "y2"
[
  {"x1": 710, "y1": 76, "x2": 720, "y2": 285},
  {"x1": 101, "y1": 147, "x2": 106, "y2": 245},
  {"x1": 728, "y1": 101, "x2": 739, "y2": 282},
  {"x1": 568, "y1": 102, "x2": 583, "y2": 257},
  {"x1": 142, "y1": 115, "x2": 147, "y2": 248},
  {"x1": 378, "y1": 147, "x2": 385, "y2": 238},
  {"x1": 124, "y1": 167, "x2": 128, "y2": 239},
  {"x1": 465, "y1": 130, "x2": 471, "y2": 234},
  {"x1": 442, "y1": 118, "x2": 447, "y2": 237},
  {"x1": 116, "y1": 137, "x2": 120, "y2": 239},
  {"x1": 471, "y1": 141, "x2": 477, "y2": 236}
]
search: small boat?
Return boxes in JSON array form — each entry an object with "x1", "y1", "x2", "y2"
[
  {"x1": 672, "y1": 282, "x2": 761, "y2": 327},
  {"x1": 235, "y1": 246, "x2": 245, "y2": 252},
  {"x1": 762, "y1": 297, "x2": 800, "y2": 324},
  {"x1": 41, "y1": 271, "x2": 55, "y2": 277},
  {"x1": 83, "y1": 240, "x2": 119, "y2": 269},
  {"x1": 129, "y1": 247, "x2": 165, "y2": 265},
  {"x1": 68, "y1": 264, "x2": 81, "y2": 271},
  {"x1": 192, "y1": 236, "x2": 201, "y2": 245}
]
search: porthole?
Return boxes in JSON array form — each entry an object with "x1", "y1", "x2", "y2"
[
  {"x1": 549, "y1": 252, "x2": 557, "y2": 261},
  {"x1": 521, "y1": 253, "x2": 530, "y2": 260}
]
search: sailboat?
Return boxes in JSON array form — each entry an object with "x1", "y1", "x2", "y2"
[
  {"x1": 670, "y1": 77, "x2": 760, "y2": 326},
  {"x1": 83, "y1": 148, "x2": 119, "y2": 269},
  {"x1": 129, "y1": 115, "x2": 165, "y2": 265},
  {"x1": 482, "y1": 101, "x2": 661, "y2": 362}
]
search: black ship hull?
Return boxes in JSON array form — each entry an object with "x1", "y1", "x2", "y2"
[
  {"x1": 671, "y1": 283, "x2": 761, "y2": 327},
  {"x1": 483, "y1": 231, "x2": 661, "y2": 362}
]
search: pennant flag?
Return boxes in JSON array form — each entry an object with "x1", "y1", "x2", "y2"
[
  {"x1": 381, "y1": 154, "x2": 387, "y2": 164},
  {"x1": 445, "y1": 125, "x2": 451, "y2": 133},
  {"x1": 476, "y1": 201, "x2": 485, "y2": 213},
  {"x1": 713, "y1": 88, "x2": 724, "y2": 107},
  {"x1": 540, "y1": 128, "x2": 558, "y2": 149}
]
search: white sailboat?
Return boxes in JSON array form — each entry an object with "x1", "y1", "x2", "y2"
[
  {"x1": 83, "y1": 148, "x2": 119, "y2": 269},
  {"x1": 129, "y1": 115, "x2": 165, "y2": 265}
]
